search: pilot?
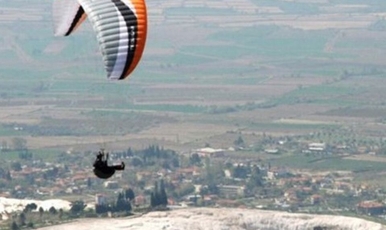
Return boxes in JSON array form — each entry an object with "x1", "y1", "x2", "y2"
[{"x1": 93, "y1": 149, "x2": 125, "y2": 179}]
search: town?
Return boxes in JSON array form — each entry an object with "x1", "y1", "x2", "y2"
[{"x1": 1, "y1": 130, "x2": 386, "y2": 229}]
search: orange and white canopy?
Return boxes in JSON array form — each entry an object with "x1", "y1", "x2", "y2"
[{"x1": 53, "y1": 0, "x2": 147, "y2": 80}]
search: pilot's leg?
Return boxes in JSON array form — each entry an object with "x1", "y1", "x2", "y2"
[{"x1": 111, "y1": 162, "x2": 125, "y2": 171}]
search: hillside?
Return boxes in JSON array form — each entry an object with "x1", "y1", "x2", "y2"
[
  {"x1": 37, "y1": 207, "x2": 386, "y2": 230},
  {"x1": 2, "y1": 0, "x2": 386, "y2": 150}
]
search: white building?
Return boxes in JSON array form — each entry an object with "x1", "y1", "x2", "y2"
[
  {"x1": 104, "y1": 181, "x2": 119, "y2": 189},
  {"x1": 195, "y1": 148, "x2": 224, "y2": 157},
  {"x1": 308, "y1": 143, "x2": 326, "y2": 152},
  {"x1": 95, "y1": 194, "x2": 107, "y2": 205},
  {"x1": 218, "y1": 185, "x2": 245, "y2": 198}
]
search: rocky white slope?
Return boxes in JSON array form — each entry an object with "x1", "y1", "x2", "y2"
[
  {"x1": 0, "y1": 197, "x2": 71, "y2": 217},
  {"x1": 37, "y1": 207, "x2": 386, "y2": 230}
]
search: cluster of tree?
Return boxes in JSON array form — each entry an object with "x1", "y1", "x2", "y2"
[
  {"x1": 1, "y1": 136, "x2": 38, "y2": 154},
  {"x1": 202, "y1": 183, "x2": 219, "y2": 196},
  {"x1": 23, "y1": 203, "x2": 37, "y2": 212},
  {"x1": 150, "y1": 179, "x2": 168, "y2": 208},
  {"x1": 139, "y1": 145, "x2": 176, "y2": 162},
  {"x1": 12, "y1": 138, "x2": 27, "y2": 151},
  {"x1": 247, "y1": 166, "x2": 264, "y2": 188},
  {"x1": 9, "y1": 203, "x2": 65, "y2": 230},
  {"x1": 340, "y1": 67, "x2": 383, "y2": 80},
  {"x1": 230, "y1": 163, "x2": 264, "y2": 180},
  {"x1": 110, "y1": 148, "x2": 134, "y2": 159},
  {"x1": 95, "y1": 188, "x2": 135, "y2": 215},
  {"x1": 70, "y1": 200, "x2": 87, "y2": 217},
  {"x1": 11, "y1": 162, "x2": 22, "y2": 171},
  {"x1": 42, "y1": 167, "x2": 60, "y2": 180},
  {"x1": 18, "y1": 150, "x2": 33, "y2": 160},
  {"x1": 1, "y1": 140, "x2": 9, "y2": 152},
  {"x1": 206, "y1": 105, "x2": 237, "y2": 114},
  {"x1": 233, "y1": 136, "x2": 245, "y2": 147},
  {"x1": 21, "y1": 124, "x2": 76, "y2": 136},
  {"x1": 10, "y1": 221, "x2": 22, "y2": 230},
  {"x1": 0, "y1": 167, "x2": 11, "y2": 181},
  {"x1": 206, "y1": 102, "x2": 262, "y2": 115},
  {"x1": 189, "y1": 153, "x2": 201, "y2": 166},
  {"x1": 173, "y1": 183, "x2": 196, "y2": 198},
  {"x1": 115, "y1": 192, "x2": 132, "y2": 212},
  {"x1": 130, "y1": 145, "x2": 179, "y2": 169},
  {"x1": 232, "y1": 164, "x2": 249, "y2": 179}
]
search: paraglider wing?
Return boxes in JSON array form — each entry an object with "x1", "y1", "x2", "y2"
[
  {"x1": 77, "y1": 0, "x2": 148, "y2": 80},
  {"x1": 52, "y1": 0, "x2": 87, "y2": 36}
]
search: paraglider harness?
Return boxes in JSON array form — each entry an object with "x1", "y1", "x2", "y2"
[{"x1": 93, "y1": 149, "x2": 125, "y2": 179}]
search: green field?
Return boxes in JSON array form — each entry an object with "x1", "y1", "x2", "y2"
[
  {"x1": 0, "y1": 149, "x2": 61, "y2": 161},
  {"x1": 271, "y1": 154, "x2": 386, "y2": 172}
]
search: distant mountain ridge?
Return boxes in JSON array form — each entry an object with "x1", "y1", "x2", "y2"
[{"x1": 37, "y1": 207, "x2": 386, "y2": 230}]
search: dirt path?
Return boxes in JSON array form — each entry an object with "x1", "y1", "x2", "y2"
[
  {"x1": 2, "y1": 28, "x2": 35, "y2": 64},
  {"x1": 324, "y1": 30, "x2": 343, "y2": 53}
]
